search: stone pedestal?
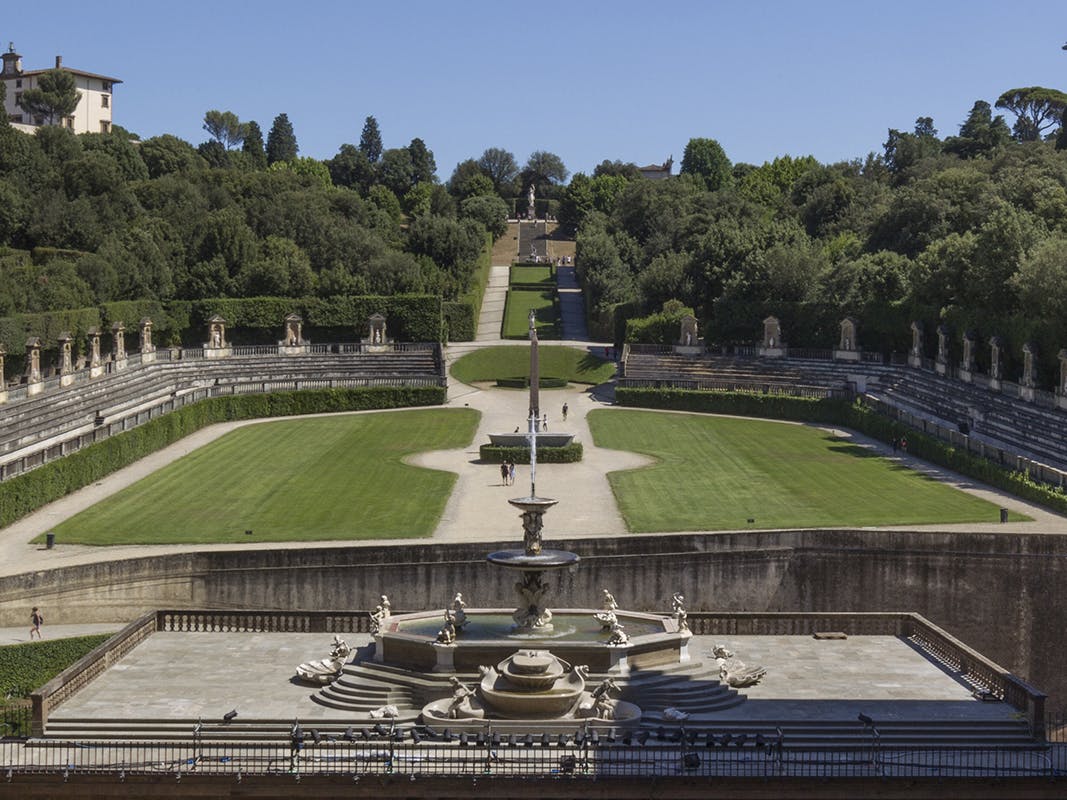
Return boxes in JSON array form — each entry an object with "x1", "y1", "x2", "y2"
[
  {"x1": 279, "y1": 313, "x2": 308, "y2": 354},
  {"x1": 908, "y1": 321, "x2": 924, "y2": 369},
  {"x1": 432, "y1": 642, "x2": 457, "y2": 673},
  {"x1": 204, "y1": 314, "x2": 230, "y2": 358},
  {"x1": 58, "y1": 332, "x2": 74, "y2": 387},
  {"x1": 24, "y1": 337, "x2": 42, "y2": 395},
  {"x1": 759, "y1": 315, "x2": 784, "y2": 357},
  {"x1": 835, "y1": 317, "x2": 860, "y2": 361},
  {"x1": 88, "y1": 328, "x2": 104, "y2": 378},
  {"x1": 139, "y1": 318, "x2": 156, "y2": 364},
  {"x1": 833, "y1": 348, "x2": 861, "y2": 362}
]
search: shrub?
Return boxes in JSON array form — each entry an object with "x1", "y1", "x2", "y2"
[{"x1": 479, "y1": 442, "x2": 583, "y2": 464}]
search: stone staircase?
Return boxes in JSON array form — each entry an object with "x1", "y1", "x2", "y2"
[{"x1": 517, "y1": 222, "x2": 548, "y2": 261}]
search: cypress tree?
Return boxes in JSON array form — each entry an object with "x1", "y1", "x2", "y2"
[
  {"x1": 242, "y1": 120, "x2": 267, "y2": 168},
  {"x1": 266, "y1": 113, "x2": 298, "y2": 164},
  {"x1": 359, "y1": 116, "x2": 383, "y2": 163}
]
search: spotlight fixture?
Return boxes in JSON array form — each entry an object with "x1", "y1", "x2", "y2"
[
  {"x1": 540, "y1": 733, "x2": 551, "y2": 747},
  {"x1": 858, "y1": 713, "x2": 874, "y2": 727},
  {"x1": 682, "y1": 753, "x2": 701, "y2": 771},
  {"x1": 310, "y1": 729, "x2": 321, "y2": 745},
  {"x1": 343, "y1": 727, "x2": 355, "y2": 742},
  {"x1": 459, "y1": 732, "x2": 469, "y2": 747},
  {"x1": 222, "y1": 709, "x2": 238, "y2": 723}
]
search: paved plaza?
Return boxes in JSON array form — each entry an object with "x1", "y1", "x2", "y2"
[{"x1": 50, "y1": 631, "x2": 1013, "y2": 725}]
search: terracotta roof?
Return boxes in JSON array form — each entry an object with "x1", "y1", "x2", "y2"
[{"x1": 15, "y1": 68, "x2": 122, "y2": 84}]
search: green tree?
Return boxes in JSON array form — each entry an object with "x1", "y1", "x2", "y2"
[
  {"x1": 460, "y1": 194, "x2": 508, "y2": 239},
  {"x1": 448, "y1": 159, "x2": 493, "y2": 199},
  {"x1": 558, "y1": 173, "x2": 595, "y2": 233},
  {"x1": 408, "y1": 138, "x2": 437, "y2": 184},
  {"x1": 242, "y1": 120, "x2": 267, "y2": 168},
  {"x1": 593, "y1": 160, "x2": 642, "y2": 180},
  {"x1": 883, "y1": 117, "x2": 942, "y2": 175},
  {"x1": 18, "y1": 68, "x2": 81, "y2": 125},
  {"x1": 327, "y1": 143, "x2": 373, "y2": 191},
  {"x1": 359, "y1": 115, "x2": 383, "y2": 163},
  {"x1": 995, "y1": 87, "x2": 1067, "y2": 141},
  {"x1": 268, "y1": 156, "x2": 332, "y2": 189},
  {"x1": 237, "y1": 235, "x2": 315, "y2": 296},
  {"x1": 522, "y1": 151, "x2": 568, "y2": 198},
  {"x1": 0, "y1": 79, "x2": 7, "y2": 125},
  {"x1": 266, "y1": 113, "x2": 298, "y2": 164},
  {"x1": 943, "y1": 101, "x2": 1011, "y2": 158},
  {"x1": 680, "y1": 138, "x2": 731, "y2": 191},
  {"x1": 140, "y1": 134, "x2": 204, "y2": 178},
  {"x1": 379, "y1": 147, "x2": 415, "y2": 196},
  {"x1": 478, "y1": 147, "x2": 519, "y2": 194},
  {"x1": 202, "y1": 110, "x2": 244, "y2": 148}
]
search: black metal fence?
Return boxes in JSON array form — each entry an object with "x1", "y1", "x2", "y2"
[{"x1": 1, "y1": 734, "x2": 1062, "y2": 779}]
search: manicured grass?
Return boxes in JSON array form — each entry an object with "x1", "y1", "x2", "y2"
[
  {"x1": 451, "y1": 346, "x2": 616, "y2": 386},
  {"x1": 509, "y1": 265, "x2": 554, "y2": 285},
  {"x1": 503, "y1": 289, "x2": 558, "y2": 339},
  {"x1": 47, "y1": 409, "x2": 480, "y2": 545},
  {"x1": 588, "y1": 409, "x2": 1025, "y2": 532}
]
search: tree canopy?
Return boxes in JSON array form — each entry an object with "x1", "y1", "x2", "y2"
[
  {"x1": 18, "y1": 68, "x2": 81, "y2": 125},
  {"x1": 266, "y1": 113, "x2": 298, "y2": 164},
  {"x1": 359, "y1": 116, "x2": 383, "y2": 163},
  {"x1": 202, "y1": 110, "x2": 244, "y2": 149},
  {"x1": 680, "y1": 138, "x2": 731, "y2": 191},
  {"x1": 996, "y1": 87, "x2": 1067, "y2": 141}
]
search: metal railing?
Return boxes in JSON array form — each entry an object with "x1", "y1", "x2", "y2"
[{"x1": 0, "y1": 737, "x2": 1060, "y2": 779}]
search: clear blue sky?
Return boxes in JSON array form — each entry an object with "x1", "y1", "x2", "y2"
[{"x1": 6, "y1": 1, "x2": 1067, "y2": 179}]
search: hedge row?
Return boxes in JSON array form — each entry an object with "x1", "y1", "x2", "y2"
[
  {"x1": 478, "y1": 442, "x2": 583, "y2": 464},
  {"x1": 615, "y1": 387, "x2": 1067, "y2": 516},
  {"x1": 442, "y1": 234, "x2": 492, "y2": 342},
  {"x1": 495, "y1": 377, "x2": 568, "y2": 389},
  {"x1": 0, "y1": 634, "x2": 112, "y2": 699},
  {"x1": 0, "y1": 386, "x2": 445, "y2": 529}
]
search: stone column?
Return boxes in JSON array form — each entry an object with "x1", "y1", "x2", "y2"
[
  {"x1": 112, "y1": 321, "x2": 127, "y2": 370},
  {"x1": 935, "y1": 323, "x2": 951, "y2": 376},
  {"x1": 0, "y1": 343, "x2": 6, "y2": 404},
  {"x1": 139, "y1": 317, "x2": 156, "y2": 363},
  {"x1": 834, "y1": 317, "x2": 860, "y2": 361},
  {"x1": 960, "y1": 331, "x2": 976, "y2": 383},
  {"x1": 1020, "y1": 342, "x2": 1037, "y2": 402},
  {"x1": 759, "y1": 315, "x2": 784, "y2": 358},
  {"x1": 908, "y1": 321, "x2": 924, "y2": 369},
  {"x1": 87, "y1": 327, "x2": 104, "y2": 378},
  {"x1": 24, "y1": 336, "x2": 42, "y2": 395},
  {"x1": 989, "y1": 336, "x2": 1004, "y2": 391},
  {"x1": 58, "y1": 332, "x2": 74, "y2": 387}
]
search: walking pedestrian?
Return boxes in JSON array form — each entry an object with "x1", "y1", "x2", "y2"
[
  {"x1": 562, "y1": 402, "x2": 568, "y2": 421},
  {"x1": 500, "y1": 462, "x2": 509, "y2": 486},
  {"x1": 29, "y1": 606, "x2": 43, "y2": 640},
  {"x1": 509, "y1": 461, "x2": 516, "y2": 486},
  {"x1": 542, "y1": 413, "x2": 548, "y2": 431}
]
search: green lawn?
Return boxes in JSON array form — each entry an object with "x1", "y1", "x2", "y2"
[
  {"x1": 588, "y1": 409, "x2": 1026, "y2": 532},
  {"x1": 503, "y1": 290, "x2": 558, "y2": 339},
  {"x1": 451, "y1": 346, "x2": 616, "y2": 386},
  {"x1": 46, "y1": 409, "x2": 480, "y2": 545},
  {"x1": 509, "y1": 265, "x2": 554, "y2": 285}
]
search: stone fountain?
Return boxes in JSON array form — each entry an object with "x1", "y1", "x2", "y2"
[{"x1": 312, "y1": 314, "x2": 752, "y2": 730}]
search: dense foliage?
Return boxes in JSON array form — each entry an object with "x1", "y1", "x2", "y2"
[
  {"x1": 0, "y1": 118, "x2": 503, "y2": 327},
  {"x1": 479, "y1": 442, "x2": 583, "y2": 464},
  {"x1": 567, "y1": 102, "x2": 1067, "y2": 386}
]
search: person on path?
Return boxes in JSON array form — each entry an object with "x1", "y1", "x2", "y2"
[
  {"x1": 562, "y1": 402, "x2": 568, "y2": 422},
  {"x1": 543, "y1": 413, "x2": 548, "y2": 431},
  {"x1": 29, "y1": 607, "x2": 43, "y2": 640},
  {"x1": 500, "y1": 462, "x2": 509, "y2": 486},
  {"x1": 509, "y1": 462, "x2": 516, "y2": 486}
]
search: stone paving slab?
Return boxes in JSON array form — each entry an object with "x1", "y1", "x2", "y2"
[{"x1": 50, "y1": 632, "x2": 1011, "y2": 724}]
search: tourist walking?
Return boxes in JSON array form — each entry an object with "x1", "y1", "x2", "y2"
[
  {"x1": 500, "y1": 462, "x2": 509, "y2": 486},
  {"x1": 562, "y1": 402, "x2": 568, "y2": 421},
  {"x1": 29, "y1": 606, "x2": 43, "y2": 640},
  {"x1": 509, "y1": 461, "x2": 516, "y2": 486},
  {"x1": 543, "y1": 413, "x2": 548, "y2": 431}
]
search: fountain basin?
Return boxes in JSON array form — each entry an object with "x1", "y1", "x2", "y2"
[
  {"x1": 376, "y1": 610, "x2": 689, "y2": 673},
  {"x1": 488, "y1": 433, "x2": 575, "y2": 448},
  {"x1": 486, "y1": 549, "x2": 580, "y2": 571}
]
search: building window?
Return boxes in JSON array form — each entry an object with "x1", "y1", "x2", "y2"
[
  {"x1": 102, "y1": 81, "x2": 111, "y2": 92},
  {"x1": 14, "y1": 92, "x2": 21, "y2": 106},
  {"x1": 64, "y1": 117, "x2": 75, "y2": 128},
  {"x1": 100, "y1": 120, "x2": 111, "y2": 134},
  {"x1": 15, "y1": 79, "x2": 22, "y2": 88},
  {"x1": 101, "y1": 94, "x2": 109, "y2": 108},
  {"x1": 10, "y1": 114, "x2": 22, "y2": 123}
]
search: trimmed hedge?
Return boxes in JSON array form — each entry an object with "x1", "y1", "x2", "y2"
[
  {"x1": 444, "y1": 234, "x2": 493, "y2": 342},
  {"x1": 479, "y1": 442, "x2": 583, "y2": 464},
  {"x1": 615, "y1": 387, "x2": 1067, "y2": 516},
  {"x1": 0, "y1": 386, "x2": 445, "y2": 529},
  {"x1": 495, "y1": 377, "x2": 568, "y2": 389},
  {"x1": 0, "y1": 634, "x2": 113, "y2": 699}
]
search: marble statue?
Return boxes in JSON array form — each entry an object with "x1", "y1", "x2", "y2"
[
  {"x1": 436, "y1": 610, "x2": 457, "y2": 644},
  {"x1": 600, "y1": 589, "x2": 618, "y2": 611},
  {"x1": 593, "y1": 607, "x2": 618, "y2": 630},
  {"x1": 579, "y1": 676, "x2": 622, "y2": 720},
  {"x1": 294, "y1": 635, "x2": 352, "y2": 684},
  {"x1": 445, "y1": 676, "x2": 477, "y2": 719},
  {"x1": 712, "y1": 644, "x2": 767, "y2": 688},
  {"x1": 379, "y1": 595, "x2": 392, "y2": 616},
  {"x1": 369, "y1": 604, "x2": 389, "y2": 635},
  {"x1": 607, "y1": 621, "x2": 630, "y2": 646},
  {"x1": 450, "y1": 593, "x2": 468, "y2": 628},
  {"x1": 369, "y1": 704, "x2": 400, "y2": 719},
  {"x1": 671, "y1": 591, "x2": 689, "y2": 633},
  {"x1": 513, "y1": 572, "x2": 553, "y2": 629},
  {"x1": 663, "y1": 707, "x2": 690, "y2": 721}
]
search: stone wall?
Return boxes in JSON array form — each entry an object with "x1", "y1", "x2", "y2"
[{"x1": 2, "y1": 529, "x2": 1065, "y2": 707}]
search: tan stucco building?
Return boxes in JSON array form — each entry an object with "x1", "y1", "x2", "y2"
[{"x1": 2, "y1": 43, "x2": 121, "y2": 135}]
